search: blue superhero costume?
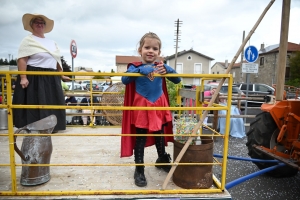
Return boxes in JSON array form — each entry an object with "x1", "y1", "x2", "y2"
[{"x1": 121, "y1": 62, "x2": 181, "y2": 157}]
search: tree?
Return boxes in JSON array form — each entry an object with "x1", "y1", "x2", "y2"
[
  {"x1": 61, "y1": 56, "x2": 71, "y2": 72},
  {"x1": 9, "y1": 59, "x2": 17, "y2": 65},
  {"x1": 286, "y1": 51, "x2": 300, "y2": 87},
  {"x1": 3, "y1": 59, "x2": 8, "y2": 65}
]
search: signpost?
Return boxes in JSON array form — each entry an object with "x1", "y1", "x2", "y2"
[
  {"x1": 242, "y1": 63, "x2": 258, "y2": 73},
  {"x1": 243, "y1": 45, "x2": 259, "y2": 123},
  {"x1": 244, "y1": 45, "x2": 258, "y2": 63},
  {"x1": 70, "y1": 40, "x2": 77, "y2": 90}
]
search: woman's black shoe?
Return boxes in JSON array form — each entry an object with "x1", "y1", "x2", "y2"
[{"x1": 134, "y1": 166, "x2": 147, "y2": 187}]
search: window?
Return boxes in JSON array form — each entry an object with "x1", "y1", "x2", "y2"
[
  {"x1": 176, "y1": 63, "x2": 183, "y2": 74},
  {"x1": 193, "y1": 63, "x2": 202, "y2": 85},
  {"x1": 260, "y1": 57, "x2": 264, "y2": 65},
  {"x1": 187, "y1": 55, "x2": 192, "y2": 60},
  {"x1": 241, "y1": 84, "x2": 253, "y2": 91},
  {"x1": 194, "y1": 63, "x2": 202, "y2": 74},
  {"x1": 285, "y1": 67, "x2": 290, "y2": 80},
  {"x1": 255, "y1": 85, "x2": 270, "y2": 92}
]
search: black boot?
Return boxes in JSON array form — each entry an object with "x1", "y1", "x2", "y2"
[
  {"x1": 134, "y1": 166, "x2": 147, "y2": 187},
  {"x1": 155, "y1": 153, "x2": 172, "y2": 172},
  {"x1": 134, "y1": 128, "x2": 147, "y2": 187}
]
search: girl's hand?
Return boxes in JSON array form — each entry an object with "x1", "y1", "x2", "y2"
[
  {"x1": 155, "y1": 61, "x2": 166, "y2": 74},
  {"x1": 148, "y1": 72, "x2": 154, "y2": 80},
  {"x1": 20, "y1": 77, "x2": 29, "y2": 89}
]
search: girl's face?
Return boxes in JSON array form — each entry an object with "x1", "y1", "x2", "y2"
[{"x1": 138, "y1": 38, "x2": 161, "y2": 64}]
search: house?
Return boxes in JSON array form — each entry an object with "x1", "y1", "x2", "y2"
[
  {"x1": 74, "y1": 66, "x2": 93, "y2": 72},
  {"x1": 252, "y1": 42, "x2": 300, "y2": 85},
  {"x1": 115, "y1": 55, "x2": 165, "y2": 72},
  {"x1": 164, "y1": 49, "x2": 214, "y2": 85},
  {"x1": 74, "y1": 67, "x2": 94, "y2": 82},
  {"x1": 211, "y1": 61, "x2": 247, "y2": 83},
  {"x1": 115, "y1": 56, "x2": 142, "y2": 73}
]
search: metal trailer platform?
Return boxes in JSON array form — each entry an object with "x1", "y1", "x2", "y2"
[{"x1": 0, "y1": 127, "x2": 231, "y2": 199}]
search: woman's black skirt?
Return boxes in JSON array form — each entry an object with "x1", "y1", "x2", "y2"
[{"x1": 12, "y1": 65, "x2": 66, "y2": 131}]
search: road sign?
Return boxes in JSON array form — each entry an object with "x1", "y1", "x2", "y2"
[
  {"x1": 242, "y1": 63, "x2": 258, "y2": 73},
  {"x1": 70, "y1": 40, "x2": 77, "y2": 58},
  {"x1": 244, "y1": 45, "x2": 258, "y2": 63}
]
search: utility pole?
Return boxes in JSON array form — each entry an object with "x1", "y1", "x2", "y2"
[
  {"x1": 174, "y1": 19, "x2": 182, "y2": 71},
  {"x1": 240, "y1": 31, "x2": 245, "y2": 83},
  {"x1": 275, "y1": 0, "x2": 290, "y2": 101}
]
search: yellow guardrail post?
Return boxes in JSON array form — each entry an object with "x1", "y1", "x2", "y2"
[
  {"x1": 220, "y1": 75, "x2": 232, "y2": 190},
  {"x1": 5, "y1": 74, "x2": 17, "y2": 194}
]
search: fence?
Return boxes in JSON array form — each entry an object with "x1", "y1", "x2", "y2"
[{"x1": 0, "y1": 71, "x2": 234, "y2": 198}]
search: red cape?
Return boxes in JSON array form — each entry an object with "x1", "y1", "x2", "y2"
[{"x1": 120, "y1": 62, "x2": 174, "y2": 157}]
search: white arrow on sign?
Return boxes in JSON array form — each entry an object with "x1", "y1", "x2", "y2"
[{"x1": 242, "y1": 63, "x2": 259, "y2": 73}]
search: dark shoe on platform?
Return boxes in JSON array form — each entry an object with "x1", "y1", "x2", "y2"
[
  {"x1": 155, "y1": 153, "x2": 171, "y2": 172},
  {"x1": 52, "y1": 130, "x2": 58, "y2": 133},
  {"x1": 134, "y1": 166, "x2": 147, "y2": 187}
]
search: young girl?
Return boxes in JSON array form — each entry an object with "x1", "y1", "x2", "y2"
[{"x1": 121, "y1": 32, "x2": 181, "y2": 187}]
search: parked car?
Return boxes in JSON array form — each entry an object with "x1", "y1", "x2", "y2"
[
  {"x1": 99, "y1": 82, "x2": 111, "y2": 92},
  {"x1": 205, "y1": 84, "x2": 246, "y2": 106},
  {"x1": 86, "y1": 83, "x2": 100, "y2": 91},
  {"x1": 237, "y1": 83, "x2": 274, "y2": 105},
  {"x1": 81, "y1": 80, "x2": 98, "y2": 90},
  {"x1": 65, "y1": 82, "x2": 85, "y2": 91}
]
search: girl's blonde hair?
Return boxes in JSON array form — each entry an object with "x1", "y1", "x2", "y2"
[{"x1": 138, "y1": 32, "x2": 162, "y2": 52}]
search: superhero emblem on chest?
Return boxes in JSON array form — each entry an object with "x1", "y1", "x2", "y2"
[{"x1": 144, "y1": 64, "x2": 158, "y2": 81}]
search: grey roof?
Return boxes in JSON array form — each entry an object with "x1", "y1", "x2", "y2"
[
  {"x1": 259, "y1": 44, "x2": 279, "y2": 54},
  {"x1": 165, "y1": 49, "x2": 214, "y2": 61}
]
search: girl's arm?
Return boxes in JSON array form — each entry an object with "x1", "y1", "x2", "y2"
[
  {"x1": 122, "y1": 64, "x2": 155, "y2": 84},
  {"x1": 122, "y1": 65, "x2": 139, "y2": 84},
  {"x1": 163, "y1": 64, "x2": 181, "y2": 84}
]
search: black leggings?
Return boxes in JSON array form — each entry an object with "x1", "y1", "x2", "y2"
[{"x1": 134, "y1": 127, "x2": 166, "y2": 163}]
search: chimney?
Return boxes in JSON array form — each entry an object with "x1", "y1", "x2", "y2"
[
  {"x1": 225, "y1": 60, "x2": 228, "y2": 69},
  {"x1": 260, "y1": 43, "x2": 265, "y2": 50}
]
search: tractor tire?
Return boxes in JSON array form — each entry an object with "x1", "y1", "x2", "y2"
[{"x1": 246, "y1": 111, "x2": 298, "y2": 177}]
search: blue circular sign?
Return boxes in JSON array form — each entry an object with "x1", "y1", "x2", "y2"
[{"x1": 244, "y1": 45, "x2": 258, "y2": 63}]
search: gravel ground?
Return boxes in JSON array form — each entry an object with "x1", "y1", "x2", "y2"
[
  {"x1": 213, "y1": 135, "x2": 300, "y2": 200},
  {"x1": 211, "y1": 107, "x2": 300, "y2": 200}
]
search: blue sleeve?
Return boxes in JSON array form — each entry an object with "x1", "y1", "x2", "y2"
[
  {"x1": 122, "y1": 64, "x2": 156, "y2": 84},
  {"x1": 121, "y1": 65, "x2": 140, "y2": 85},
  {"x1": 164, "y1": 64, "x2": 181, "y2": 84}
]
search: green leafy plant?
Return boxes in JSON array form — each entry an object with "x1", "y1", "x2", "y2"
[{"x1": 166, "y1": 79, "x2": 180, "y2": 107}]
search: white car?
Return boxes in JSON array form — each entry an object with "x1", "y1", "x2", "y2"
[{"x1": 65, "y1": 82, "x2": 85, "y2": 91}]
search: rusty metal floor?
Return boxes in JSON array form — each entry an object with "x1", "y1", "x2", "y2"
[{"x1": 0, "y1": 127, "x2": 231, "y2": 199}]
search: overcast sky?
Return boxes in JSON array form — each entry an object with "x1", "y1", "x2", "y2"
[{"x1": 0, "y1": 0, "x2": 299, "y2": 72}]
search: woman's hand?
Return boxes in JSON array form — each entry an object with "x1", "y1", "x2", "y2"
[
  {"x1": 20, "y1": 77, "x2": 29, "y2": 89},
  {"x1": 61, "y1": 75, "x2": 71, "y2": 81}
]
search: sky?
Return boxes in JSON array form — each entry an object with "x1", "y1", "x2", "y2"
[{"x1": 0, "y1": 0, "x2": 299, "y2": 72}]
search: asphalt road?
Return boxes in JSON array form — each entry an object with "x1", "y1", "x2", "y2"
[{"x1": 211, "y1": 108, "x2": 300, "y2": 200}]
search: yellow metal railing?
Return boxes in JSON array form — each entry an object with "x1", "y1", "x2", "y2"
[{"x1": 0, "y1": 70, "x2": 233, "y2": 197}]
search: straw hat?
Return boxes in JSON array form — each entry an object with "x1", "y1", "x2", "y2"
[{"x1": 22, "y1": 13, "x2": 54, "y2": 33}]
